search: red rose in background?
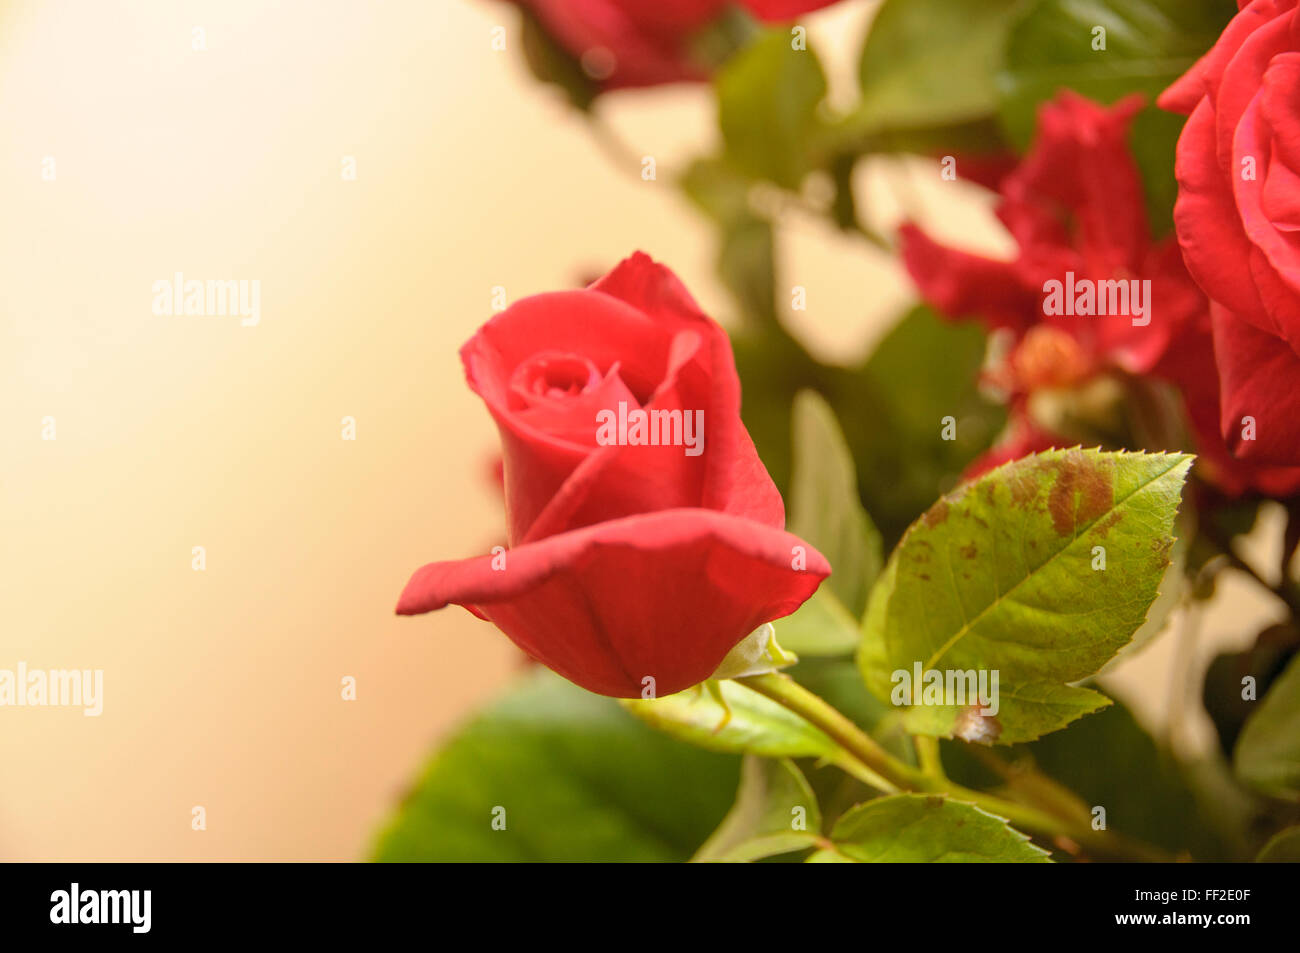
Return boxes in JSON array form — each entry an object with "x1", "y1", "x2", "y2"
[
  {"x1": 396, "y1": 252, "x2": 829, "y2": 698},
  {"x1": 1160, "y1": 0, "x2": 1300, "y2": 466},
  {"x1": 902, "y1": 93, "x2": 1201, "y2": 386},
  {"x1": 901, "y1": 91, "x2": 1300, "y2": 495},
  {"x1": 505, "y1": 0, "x2": 842, "y2": 91}
]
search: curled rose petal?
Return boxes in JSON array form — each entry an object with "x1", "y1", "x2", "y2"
[{"x1": 397, "y1": 509, "x2": 829, "y2": 698}]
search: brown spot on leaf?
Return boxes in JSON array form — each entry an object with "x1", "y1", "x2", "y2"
[
  {"x1": 1046, "y1": 451, "x2": 1114, "y2": 536},
  {"x1": 1095, "y1": 510, "x2": 1123, "y2": 538},
  {"x1": 922, "y1": 499, "x2": 949, "y2": 529},
  {"x1": 960, "y1": 543, "x2": 978, "y2": 560},
  {"x1": 1008, "y1": 470, "x2": 1039, "y2": 507}
]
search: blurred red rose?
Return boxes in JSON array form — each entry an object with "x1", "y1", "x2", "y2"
[
  {"x1": 902, "y1": 92, "x2": 1201, "y2": 388},
  {"x1": 397, "y1": 252, "x2": 829, "y2": 697},
  {"x1": 505, "y1": 0, "x2": 842, "y2": 91},
  {"x1": 902, "y1": 91, "x2": 1300, "y2": 496},
  {"x1": 1159, "y1": 0, "x2": 1300, "y2": 466}
]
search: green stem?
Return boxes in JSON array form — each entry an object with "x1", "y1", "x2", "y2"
[
  {"x1": 736, "y1": 671, "x2": 1173, "y2": 863},
  {"x1": 914, "y1": 736, "x2": 946, "y2": 781}
]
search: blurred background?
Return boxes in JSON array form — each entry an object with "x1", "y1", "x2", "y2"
[{"x1": 1, "y1": 0, "x2": 1283, "y2": 859}]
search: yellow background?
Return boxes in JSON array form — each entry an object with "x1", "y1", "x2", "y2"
[{"x1": 1, "y1": 0, "x2": 1283, "y2": 859}]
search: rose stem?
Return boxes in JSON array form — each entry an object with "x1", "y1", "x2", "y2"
[{"x1": 735, "y1": 671, "x2": 1173, "y2": 863}]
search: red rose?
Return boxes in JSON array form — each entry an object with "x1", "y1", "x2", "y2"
[
  {"x1": 1153, "y1": 308, "x2": 1300, "y2": 496},
  {"x1": 902, "y1": 91, "x2": 1300, "y2": 496},
  {"x1": 506, "y1": 0, "x2": 843, "y2": 91},
  {"x1": 901, "y1": 93, "x2": 1200, "y2": 383},
  {"x1": 1160, "y1": 0, "x2": 1300, "y2": 466},
  {"x1": 396, "y1": 253, "x2": 829, "y2": 698}
]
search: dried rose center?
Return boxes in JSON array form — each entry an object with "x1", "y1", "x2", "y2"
[{"x1": 511, "y1": 351, "x2": 601, "y2": 402}]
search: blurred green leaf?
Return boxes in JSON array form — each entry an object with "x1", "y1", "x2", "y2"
[
  {"x1": 805, "y1": 848, "x2": 854, "y2": 862},
  {"x1": 622, "y1": 679, "x2": 839, "y2": 759},
  {"x1": 1203, "y1": 624, "x2": 1300, "y2": 759},
  {"x1": 732, "y1": 308, "x2": 1003, "y2": 548},
  {"x1": 680, "y1": 158, "x2": 778, "y2": 326},
  {"x1": 1257, "y1": 826, "x2": 1300, "y2": 862},
  {"x1": 827, "y1": 794, "x2": 1051, "y2": 862},
  {"x1": 852, "y1": 307, "x2": 1004, "y2": 542},
  {"x1": 1236, "y1": 652, "x2": 1300, "y2": 802},
  {"x1": 717, "y1": 29, "x2": 827, "y2": 188},
  {"x1": 997, "y1": 0, "x2": 1235, "y2": 231},
  {"x1": 788, "y1": 390, "x2": 882, "y2": 618},
  {"x1": 853, "y1": 0, "x2": 1025, "y2": 133},
  {"x1": 687, "y1": 5, "x2": 762, "y2": 72},
  {"x1": 778, "y1": 588, "x2": 863, "y2": 657},
  {"x1": 372, "y1": 672, "x2": 738, "y2": 862},
  {"x1": 694, "y1": 756, "x2": 821, "y2": 862},
  {"x1": 859, "y1": 449, "x2": 1192, "y2": 744}
]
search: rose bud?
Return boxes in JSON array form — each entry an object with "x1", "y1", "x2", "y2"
[{"x1": 396, "y1": 252, "x2": 829, "y2": 698}]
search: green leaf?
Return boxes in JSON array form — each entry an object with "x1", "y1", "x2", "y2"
[
  {"x1": 1203, "y1": 623, "x2": 1299, "y2": 759},
  {"x1": 694, "y1": 757, "x2": 821, "y2": 862},
  {"x1": 621, "y1": 679, "x2": 839, "y2": 759},
  {"x1": 788, "y1": 390, "x2": 882, "y2": 618},
  {"x1": 717, "y1": 29, "x2": 828, "y2": 188},
  {"x1": 1257, "y1": 826, "x2": 1300, "y2": 862},
  {"x1": 858, "y1": 448, "x2": 1193, "y2": 744},
  {"x1": 828, "y1": 794, "x2": 1051, "y2": 862},
  {"x1": 730, "y1": 308, "x2": 1003, "y2": 546},
  {"x1": 997, "y1": 0, "x2": 1235, "y2": 232},
  {"x1": 852, "y1": 0, "x2": 1025, "y2": 133},
  {"x1": 805, "y1": 848, "x2": 854, "y2": 863},
  {"x1": 680, "y1": 158, "x2": 778, "y2": 327},
  {"x1": 686, "y1": 5, "x2": 762, "y2": 72},
  {"x1": 372, "y1": 672, "x2": 738, "y2": 862},
  {"x1": 1235, "y1": 652, "x2": 1300, "y2": 802},
  {"x1": 852, "y1": 307, "x2": 1005, "y2": 544},
  {"x1": 777, "y1": 588, "x2": 863, "y2": 657}
]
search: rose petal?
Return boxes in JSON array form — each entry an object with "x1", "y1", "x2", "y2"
[
  {"x1": 899, "y1": 224, "x2": 1039, "y2": 332},
  {"x1": 1159, "y1": 0, "x2": 1296, "y2": 114},
  {"x1": 1010, "y1": 92, "x2": 1148, "y2": 270},
  {"x1": 397, "y1": 508, "x2": 830, "y2": 697},
  {"x1": 463, "y1": 286, "x2": 675, "y2": 542},
  {"x1": 1173, "y1": 100, "x2": 1276, "y2": 332},
  {"x1": 1212, "y1": 303, "x2": 1300, "y2": 464},
  {"x1": 1213, "y1": 10, "x2": 1293, "y2": 167},
  {"x1": 742, "y1": 0, "x2": 841, "y2": 21},
  {"x1": 516, "y1": 0, "x2": 725, "y2": 90},
  {"x1": 1234, "y1": 90, "x2": 1300, "y2": 312},
  {"x1": 521, "y1": 252, "x2": 786, "y2": 540}
]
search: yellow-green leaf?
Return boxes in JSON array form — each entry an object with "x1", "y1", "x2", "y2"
[
  {"x1": 829, "y1": 794, "x2": 1051, "y2": 862},
  {"x1": 858, "y1": 449, "x2": 1192, "y2": 744}
]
